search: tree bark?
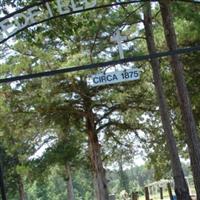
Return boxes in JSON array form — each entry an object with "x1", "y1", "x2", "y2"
[
  {"x1": 158, "y1": 1, "x2": 200, "y2": 199},
  {"x1": 18, "y1": 175, "x2": 26, "y2": 200},
  {"x1": 0, "y1": 161, "x2": 7, "y2": 200},
  {"x1": 118, "y1": 159, "x2": 129, "y2": 193},
  {"x1": 64, "y1": 164, "x2": 75, "y2": 200},
  {"x1": 86, "y1": 106, "x2": 109, "y2": 200},
  {"x1": 143, "y1": 3, "x2": 191, "y2": 200}
]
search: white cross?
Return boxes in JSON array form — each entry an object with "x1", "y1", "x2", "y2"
[{"x1": 111, "y1": 29, "x2": 127, "y2": 59}]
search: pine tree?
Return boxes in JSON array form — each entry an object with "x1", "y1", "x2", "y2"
[{"x1": 159, "y1": 1, "x2": 200, "y2": 198}]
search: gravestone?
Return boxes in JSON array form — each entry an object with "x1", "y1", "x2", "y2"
[{"x1": 131, "y1": 192, "x2": 138, "y2": 200}]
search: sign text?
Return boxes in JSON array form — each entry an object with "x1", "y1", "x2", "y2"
[{"x1": 89, "y1": 68, "x2": 140, "y2": 87}]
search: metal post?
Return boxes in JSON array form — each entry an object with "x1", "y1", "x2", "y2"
[
  {"x1": 167, "y1": 183, "x2": 173, "y2": 200},
  {"x1": 145, "y1": 187, "x2": 150, "y2": 200},
  {"x1": 160, "y1": 187, "x2": 163, "y2": 200}
]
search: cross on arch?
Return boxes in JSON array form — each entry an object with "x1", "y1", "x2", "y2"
[{"x1": 111, "y1": 29, "x2": 127, "y2": 59}]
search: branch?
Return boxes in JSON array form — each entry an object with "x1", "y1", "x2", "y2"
[
  {"x1": 95, "y1": 104, "x2": 120, "y2": 126},
  {"x1": 97, "y1": 119, "x2": 139, "y2": 133}
]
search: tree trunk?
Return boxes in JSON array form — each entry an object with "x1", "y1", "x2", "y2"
[
  {"x1": 0, "y1": 161, "x2": 7, "y2": 200},
  {"x1": 64, "y1": 164, "x2": 75, "y2": 200},
  {"x1": 159, "y1": 1, "x2": 200, "y2": 199},
  {"x1": 143, "y1": 3, "x2": 191, "y2": 200},
  {"x1": 118, "y1": 159, "x2": 129, "y2": 193},
  {"x1": 86, "y1": 108, "x2": 109, "y2": 200},
  {"x1": 18, "y1": 175, "x2": 26, "y2": 200}
]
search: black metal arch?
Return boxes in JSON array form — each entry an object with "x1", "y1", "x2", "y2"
[
  {"x1": 0, "y1": 0, "x2": 199, "y2": 44},
  {"x1": 0, "y1": 0, "x2": 200, "y2": 84},
  {"x1": 0, "y1": 0, "x2": 151, "y2": 44},
  {"x1": 0, "y1": 45, "x2": 200, "y2": 83}
]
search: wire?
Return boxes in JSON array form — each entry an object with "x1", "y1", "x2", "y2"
[{"x1": 0, "y1": 45, "x2": 200, "y2": 83}]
